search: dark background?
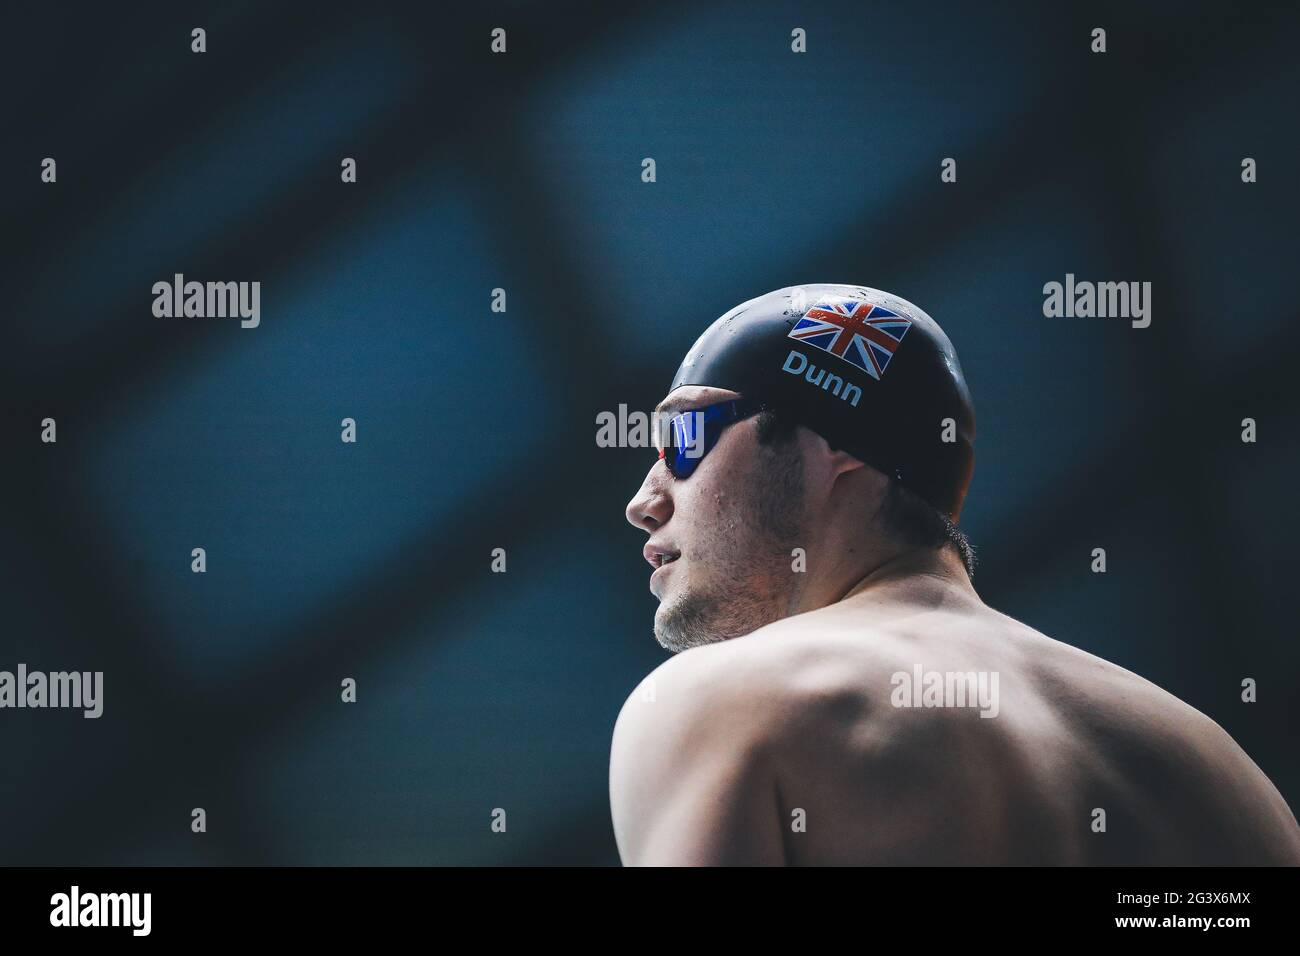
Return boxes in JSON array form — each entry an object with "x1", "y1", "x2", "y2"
[{"x1": 2, "y1": 1, "x2": 1296, "y2": 865}]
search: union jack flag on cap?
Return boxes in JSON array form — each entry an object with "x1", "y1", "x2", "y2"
[{"x1": 788, "y1": 298, "x2": 912, "y2": 380}]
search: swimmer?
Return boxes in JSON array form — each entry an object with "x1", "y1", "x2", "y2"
[{"x1": 612, "y1": 284, "x2": 1300, "y2": 865}]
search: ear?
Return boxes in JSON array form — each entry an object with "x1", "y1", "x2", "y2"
[
  {"x1": 799, "y1": 426, "x2": 866, "y2": 478},
  {"x1": 827, "y1": 447, "x2": 867, "y2": 478}
]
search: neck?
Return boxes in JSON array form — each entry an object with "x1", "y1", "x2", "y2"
[
  {"x1": 833, "y1": 546, "x2": 975, "y2": 608},
  {"x1": 783, "y1": 541, "x2": 974, "y2": 619}
]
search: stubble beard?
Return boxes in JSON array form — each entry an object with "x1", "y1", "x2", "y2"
[{"x1": 653, "y1": 439, "x2": 807, "y2": 653}]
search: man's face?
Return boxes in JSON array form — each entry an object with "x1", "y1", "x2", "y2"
[{"x1": 625, "y1": 386, "x2": 810, "y2": 652}]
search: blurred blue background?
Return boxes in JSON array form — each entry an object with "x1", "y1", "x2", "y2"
[{"x1": 1, "y1": 0, "x2": 1296, "y2": 864}]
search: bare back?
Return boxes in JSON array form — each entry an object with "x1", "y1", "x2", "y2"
[{"x1": 610, "y1": 579, "x2": 1300, "y2": 865}]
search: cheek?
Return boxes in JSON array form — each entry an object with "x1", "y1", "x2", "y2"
[
  {"x1": 688, "y1": 436, "x2": 750, "y2": 512},
  {"x1": 685, "y1": 483, "x2": 753, "y2": 560},
  {"x1": 670, "y1": 479, "x2": 725, "y2": 553},
  {"x1": 672, "y1": 431, "x2": 758, "y2": 548}
]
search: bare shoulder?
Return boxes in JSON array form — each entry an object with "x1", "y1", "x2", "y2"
[
  {"x1": 613, "y1": 616, "x2": 899, "y2": 752},
  {"x1": 608, "y1": 640, "x2": 793, "y2": 865},
  {"x1": 607, "y1": 619, "x2": 903, "y2": 865},
  {"x1": 613, "y1": 620, "x2": 933, "y2": 780},
  {"x1": 611, "y1": 606, "x2": 1009, "y2": 781},
  {"x1": 609, "y1": 632, "x2": 807, "y2": 803}
]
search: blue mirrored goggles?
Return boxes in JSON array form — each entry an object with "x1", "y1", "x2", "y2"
[{"x1": 655, "y1": 398, "x2": 768, "y2": 479}]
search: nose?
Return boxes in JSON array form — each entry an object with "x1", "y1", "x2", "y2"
[{"x1": 625, "y1": 460, "x2": 673, "y2": 533}]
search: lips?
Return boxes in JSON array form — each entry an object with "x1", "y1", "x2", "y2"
[
  {"x1": 644, "y1": 543, "x2": 681, "y2": 597},
  {"x1": 643, "y1": 543, "x2": 681, "y2": 569}
]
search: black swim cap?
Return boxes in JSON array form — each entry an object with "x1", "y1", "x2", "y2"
[{"x1": 669, "y1": 284, "x2": 975, "y2": 520}]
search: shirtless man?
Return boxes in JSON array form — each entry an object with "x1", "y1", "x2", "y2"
[{"x1": 611, "y1": 284, "x2": 1300, "y2": 866}]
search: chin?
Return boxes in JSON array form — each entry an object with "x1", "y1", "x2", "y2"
[
  {"x1": 652, "y1": 584, "x2": 728, "y2": 654},
  {"x1": 651, "y1": 594, "x2": 686, "y2": 652},
  {"x1": 651, "y1": 604, "x2": 680, "y2": 652}
]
